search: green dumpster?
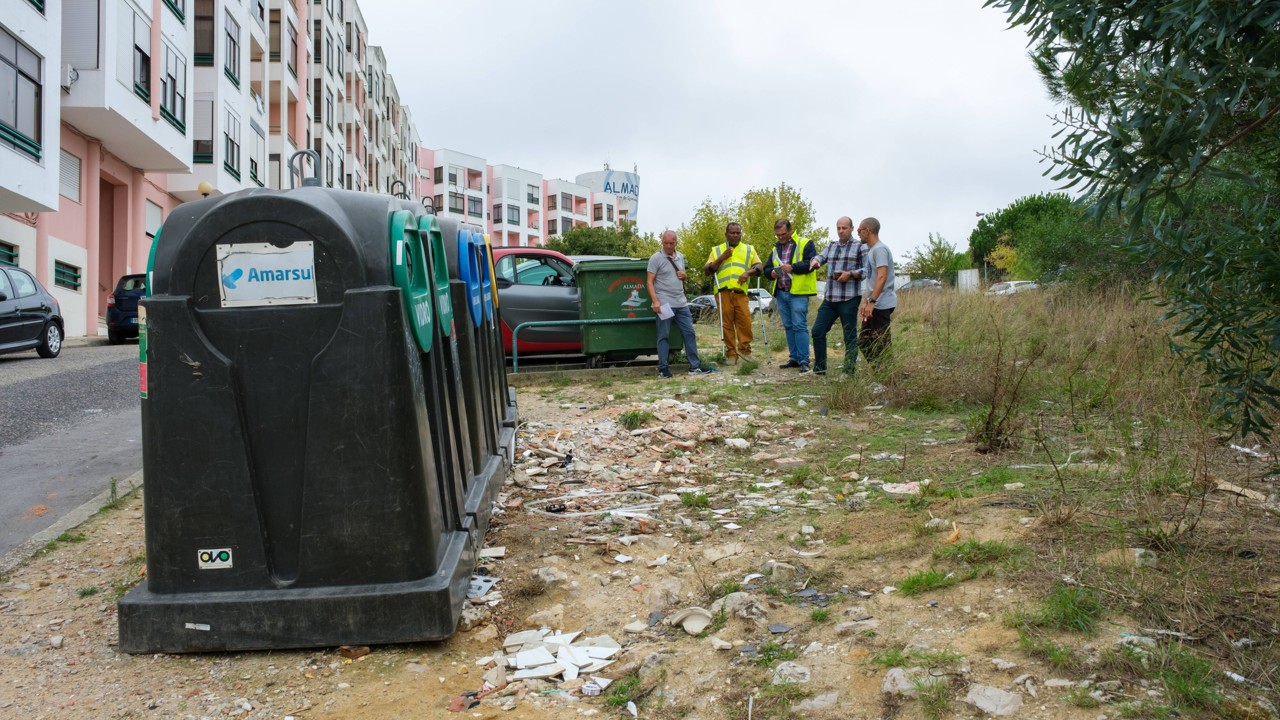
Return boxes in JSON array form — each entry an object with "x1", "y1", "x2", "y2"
[{"x1": 574, "y1": 258, "x2": 680, "y2": 366}]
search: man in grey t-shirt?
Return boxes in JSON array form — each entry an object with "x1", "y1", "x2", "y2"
[
  {"x1": 857, "y1": 217, "x2": 896, "y2": 362},
  {"x1": 647, "y1": 231, "x2": 715, "y2": 378}
]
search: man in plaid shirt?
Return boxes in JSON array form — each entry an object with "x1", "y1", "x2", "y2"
[{"x1": 806, "y1": 216, "x2": 866, "y2": 375}]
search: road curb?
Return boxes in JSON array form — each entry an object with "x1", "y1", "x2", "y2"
[{"x1": 0, "y1": 469, "x2": 144, "y2": 576}]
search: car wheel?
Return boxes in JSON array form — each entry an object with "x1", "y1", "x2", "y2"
[
  {"x1": 108, "y1": 328, "x2": 125, "y2": 345},
  {"x1": 36, "y1": 322, "x2": 63, "y2": 358}
]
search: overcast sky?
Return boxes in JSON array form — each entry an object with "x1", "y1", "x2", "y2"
[{"x1": 359, "y1": 0, "x2": 1065, "y2": 258}]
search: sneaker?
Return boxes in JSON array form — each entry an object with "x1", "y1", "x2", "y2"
[
  {"x1": 798, "y1": 363, "x2": 812, "y2": 374},
  {"x1": 779, "y1": 360, "x2": 801, "y2": 369},
  {"x1": 689, "y1": 365, "x2": 718, "y2": 374},
  {"x1": 658, "y1": 369, "x2": 673, "y2": 379}
]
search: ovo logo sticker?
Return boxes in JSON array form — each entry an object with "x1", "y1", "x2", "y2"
[{"x1": 198, "y1": 548, "x2": 233, "y2": 570}]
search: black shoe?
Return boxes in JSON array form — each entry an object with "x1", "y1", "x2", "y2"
[
  {"x1": 779, "y1": 360, "x2": 801, "y2": 369},
  {"x1": 658, "y1": 369, "x2": 673, "y2": 379},
  {"x1": 798, "y1": 363, "x2": 812, "y2": 374},
  {"x1": 812, "y1": 367, "x2": 827, "y2": 376}
]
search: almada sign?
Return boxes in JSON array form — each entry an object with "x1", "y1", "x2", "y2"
[{"x1": 576, "y1": 169, "x2": 641, "y2": 222}]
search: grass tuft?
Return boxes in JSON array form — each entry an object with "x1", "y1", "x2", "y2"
[
  {"x1": 619, "y1": 409, "x2": 656, "y2": 431},
  {"x1": 897, "y1": 567, "x2": 958, "y2": 596}
]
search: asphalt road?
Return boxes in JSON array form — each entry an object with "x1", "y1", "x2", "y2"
[{"x1": 0, "y1": 341, "x2": 142, "y2": 558}]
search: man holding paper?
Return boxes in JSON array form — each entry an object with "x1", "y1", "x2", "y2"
[{"x1": 647, "y1": 230, "x2": 716, "y2": 378}]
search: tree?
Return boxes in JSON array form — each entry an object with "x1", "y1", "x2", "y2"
[
  {"x1": 545, "y1": 225, "x2": 658, "y2": 259},
  {"x1": 902, "y1": 233, "x2": 969, "y2": 280},
  {"x1": 968, "y1": 193, "x2": 1075, "y2": 267},
  {"x1": 736, "y1": 182, "x2": 828, "y2": 269},
  {"x1": 676, "y1": 199, "x2": 735, "y2": 295},
  {"x1": 986, "y1": 0, "x2": 1280, "y2": 438}
]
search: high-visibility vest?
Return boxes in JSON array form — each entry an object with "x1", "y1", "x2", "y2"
[
  {"x1": 769, "y1": 236, "x2": 817, "y2": 295},
  {"x1": 707, "y1": 242, "x2": 759, "y2": 292}
]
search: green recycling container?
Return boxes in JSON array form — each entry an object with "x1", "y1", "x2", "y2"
[{"x1": 574, "y1": 258, "x2": 679, "y2": 360}]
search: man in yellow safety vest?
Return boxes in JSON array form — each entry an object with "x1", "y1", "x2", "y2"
[{"x1": 703, "y1": 222, "x2": 763, "y2": 362}]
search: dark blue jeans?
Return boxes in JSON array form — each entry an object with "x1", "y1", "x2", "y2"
[
  {"x1": 656, "y1": 305, "x2": 701, "y2": 373},
  {"x1": 811, "y1": 297, "x2": 860, "y2": 373},
  {"x1": 775, "y1": 290, "x2": 811, "y2": 364}
]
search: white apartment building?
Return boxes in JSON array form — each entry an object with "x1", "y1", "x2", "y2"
[
  {"x1": 0, "y1": 0, "x2": 61, "y2": 214},
  {"x1": 542, "y1": 178, "x2": 591, "y2": 240},
  {"x1": 167, "y1": 0, "x2": 270, "y2": 200},
  {"x1": 489, "y1": 164, "x2": 542, "y2": 247},
  {"x1": 428, "y1": 148, "x2": 487, "y2": 226},
  {"x1": 309, "y1": 0, "x2": 344, "y2": 189},
  {"x1": 340, "y1": 0, "x2": 367, "y2": 192}
]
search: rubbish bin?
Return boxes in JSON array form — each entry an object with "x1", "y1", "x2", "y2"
[
  {"x1": 117, "y1": 187, "x2": 510, "y2": 653},
  {"x1": 574, "y1": 258, "x2": 680, "y2": 366}
]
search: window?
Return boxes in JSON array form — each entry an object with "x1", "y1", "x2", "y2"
[
  {"x1": 492, "y1": 203, "x2": 501, "y2": 223},
  {"x1": 325, "y1": 0, "x2": 333, "y2": 17},
  {"x1": 286, "y1": 21, "x2": 297, "y2": 76},
  {"x1": 607, "y1": 205, "x2": 614, "y2": 222},
  {"x1": 496, "y1": 255, "x2": 571, "y2": 286},
  {"x1": 224, "y1": 13, "x2": 240, "y2": 84},
  {"x1": 249, "y1": 122, "x2": 265, "y2": 184},
  {"x1": 133, "y1": 12, "x2": 151, "y2": 101},
  {"x1": 593, "y1": 203, "x2": 603, "y2": 222},
  {"x1": 161, "y1": 43, "x2": 186, "y2": 131},
  {"x1": 467, "y1": 195, "x2": 482, "y2": 218},
  {"x1": 223, "y1": 109, "x2": 240, "y2": 179},
  {"x1": 192, "y1": 97, "x2": 213, "y2": 161},
  {"x1": 324, "y1": 145, "x2": 333, "y2": 187},
  {"x1": 433, "y1": 194, "x2": 442, "y2": 213},
  {"x1": 562, "y1": 216, "x2": 572, "y2": 232},
  {"x1": 53, "y1": 261, "x2": 82, "y2": 291},
  {"x1": 0, "y1": 27, "x2": 41, "y2": 158},
  {"x1": 52, "y1": 150, "x2": 83, "y2": 205},
  {"x1": 448, "y1": 167, "x2": 458, "y2": 187},
  {"x1": 193, "y1": 0, "x2": 214, "y2": 64},
  {"x1": 506, "y1": 205, "x2": 520, "y2": 225},
  {"x1": 324, "y1": 88, "x2": 333, "y2": 130},
  {"x1": 527, "y1": 184, "x2": 539, "y2": 205},
  {"x1": 0, "y1": 267, "x2": 11, "y2": 299},
  {"x1": 145, "y1": 201, "x2": 163, "y2": 237},
  {"x1": 505, "y1": 178, "x2": 519, "y2": 200},
  {"x1": 448, "y1": 192, "x2": 464, "y2": 213},
  {"x1": 547, "y1": 194, "x2": 557, "y2": 211},
  {"x1": 324, "y1": 32, "x2": 333, "y2": 76},
  {"x1": 0, "y1": 241, "x2": 17, "y2": 267},
  {"x1": 560, "y1": 192, "x2": 571, "y2": 211},
  {"x1": 433, "y1": 166, "x2": 443, "y2": 183},
  {"x1": 163, "y1": 0, "x2": 184, "y2": 22},
  {"x1": 547, "y1": 219, "x2": 558, "y2": 236},
  {"x1": 268, "y1": 10, "x2": 280, "y2": 61}
]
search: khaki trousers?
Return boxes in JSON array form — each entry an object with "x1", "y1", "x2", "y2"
[{"x1": 716, "y1": 289, "x2": 753, "y2": 359}]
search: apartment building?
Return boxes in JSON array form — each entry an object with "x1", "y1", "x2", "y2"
[
  {"x1": 1, "y1": 0, "x2": 431, "y2": 338},
  {"x1": 542, "y1": 178, "x2": 591, "y2": 242},
  {"x1": 489, "y1": 164, "x2": 542, "y2": 247}
]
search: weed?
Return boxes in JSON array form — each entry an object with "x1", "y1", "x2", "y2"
[
  {"x1": 1065, "y1": 687, "x2": 1101, "y2": 708},
  {"x1": 933, "y1": 539, "x2": 1020, "y2": 565},
  {"x1": 872, "y1": 646, "x2": 963, "y2": 668},
  {"x1": 753, "y1": 642, "x2": 798, "y2": 667},
  {"x1": 764, "y1": 584, "x2": 783, "y2": 597},
  {"x1": 785, "y1": 466, "x2": 814, "y2": 487},
  {"x1": 810, "y1": 608, "x2": 830, "y2": 622},
  {"x1": 1017, "y1": 631, "x2": 1082, "y2": 670},
  {"x1": 680, "y1": 492, "x2": 710, "y2": 509},
  {"x1": 965, "y1": 326, "x2": 1046, "y2": 452},
  {"x1": 737, "y1": 357, "x2": 760, "y2": 375},
  {"x1": 897, "y1": 567, "x2": 958, "y2": 596},
  {"x1": 871, "y1": 648, "x2": 908, "y2": 667},
  {"x1": 57, "y1": 532, "x2": 87, "y2": 544},
  {"x1": 77, "y1": 586, "x2": 99, "y2": 598},
  {"x1": 605, "y1": 675, "x2": 642, "y2": 708},
  {"x1": 619, "y1": 409, "x2": 656, "y2": 431},
  {"x1": 916, "y1": 677, "x2": 952, "y2": 719},
  {"x1": 833, "y1": 532, "x2": 853, "y2": 546},
  {"x1": 711, "y1": 580, "x2": 742, "y2": 599},
  {"x1": 1156, "y1": 644, "x2": 1221, "y2": 712},
  {"x1": 1013, "y1": 585, "x2": 1105, "y2": 634}
]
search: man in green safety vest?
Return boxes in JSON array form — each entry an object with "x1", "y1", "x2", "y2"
[
  {"x1": 703, "y1": 221, "x2": 763, "y2": 363},
  {"x1": 763, "y1": 219, "x2": 819, "y2": 372}
]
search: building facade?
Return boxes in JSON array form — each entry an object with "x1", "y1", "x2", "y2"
[{"x1": 0, "y1": 0, "x2": 424, "y2": 338}]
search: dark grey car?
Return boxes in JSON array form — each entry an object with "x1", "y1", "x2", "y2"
[{"x1": 0, "y1": 265, "x2": 64, "y2": 358}]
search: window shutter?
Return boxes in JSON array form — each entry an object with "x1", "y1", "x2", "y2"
[{"x1": 59, "y1": 150, "x2": 81, "y2": 202}]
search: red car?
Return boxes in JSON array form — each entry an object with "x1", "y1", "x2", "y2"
[{"x1": 490, "y1": 247, "x2": 581, "y2": 356}]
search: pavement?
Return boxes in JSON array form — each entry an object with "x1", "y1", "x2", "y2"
[{"x1": 0, "y1": 469, "x2": 144, "y2": 575}]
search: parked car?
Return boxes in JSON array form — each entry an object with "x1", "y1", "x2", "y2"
[
  {"x1": 107, "y1": 274, "x2": 147, "y2": 344},
  {"x1": 0, "y1": 265, "x2": 64, "y2": 358},
  {"x1": 688, "y1": 294, "x2": 718, "y2": 322},
  {"x1": 986, "y1": 280, "x2": 1040, "y2": 297},
  {"x1": 747, "y1": 287, "x2": 774, "y2": 314},
  {"x1": 898, "y1": 278, "x2": 944, "y2": 293},
  {"x1": 492, "y1": 247, "x2": 581, "y2": 355}
]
